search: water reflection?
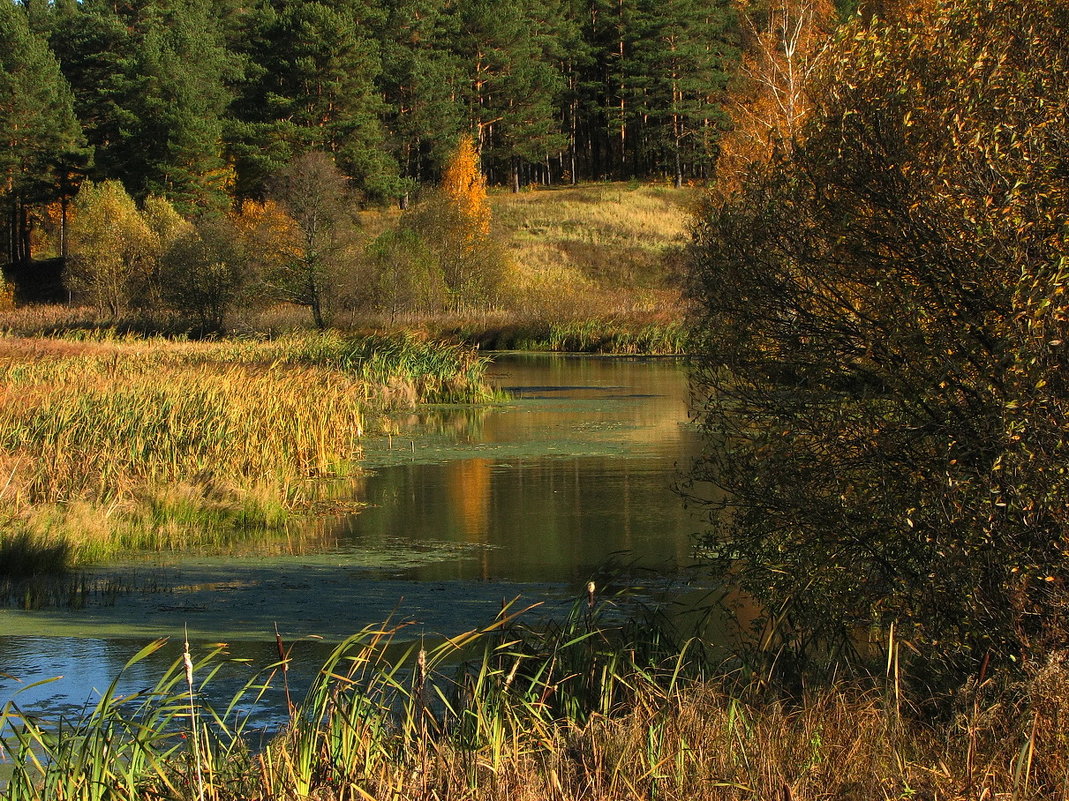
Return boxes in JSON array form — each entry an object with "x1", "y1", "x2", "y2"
[
  {"x1": 0, "y1": 354, "x2": 703, "y2": 726},
  {"x1": 335, "y1": 354, "x2": 700, "y2": 583}
]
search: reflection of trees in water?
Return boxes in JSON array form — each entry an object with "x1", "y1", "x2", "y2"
[
  {"x1": 0, "y1": 636, "x2": 334, "y2": 730},
  {"x1": 448, "y1": 458, "x2": 491, "y2": 545},
  {"x1": 395, "y1": 404, "x2": 494, "y2": 441},
  {"x1": 330, "y1": 356, "x2": 697, "y2": 581},
  {"x1": 336, "y1": 454, "x2": 693, "y2": 583}
]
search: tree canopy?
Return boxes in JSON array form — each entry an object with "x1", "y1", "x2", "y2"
[{"x1": 687, "y1": 0, "x2": 1069, "y2": 677}]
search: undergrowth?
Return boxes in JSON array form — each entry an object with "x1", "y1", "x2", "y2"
[{"x1": 1, "y1": 597, "x2": 1067, "y2": 800}]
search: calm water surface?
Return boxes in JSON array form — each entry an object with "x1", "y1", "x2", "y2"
[{"x1": 0, "y1": 354, "x2": 702, "y2": 723}]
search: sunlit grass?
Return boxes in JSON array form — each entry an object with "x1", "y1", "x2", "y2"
[
  {"x1": 0, "y1": 332, "x2": 497, "y2": 572},
  {"x1": 2, "y1": 599, "x2": 1067, "y2": 800}
]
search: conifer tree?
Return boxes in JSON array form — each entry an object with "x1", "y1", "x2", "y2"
[
  {"x1": 50, "y1": 0, "x2": 238, "y2": 211},
  {"x1": 237, "y1": 0, "x2": 400, "y2": 200},
  {"x1": 380, "y1": 0, "x2": 467, "y2": 186},
  {"x1": 1, "y1": 1, "x2": 83, "y2": 266},
  {"x1": 124, "y1": 0, "x2": 238, "y2": 211},
  {"x1": 456, "y1": 0, "x2": 568, "y2": 190},
  {"x1": 628, "y1": 0, "x2": 736, "y2": 184},
  {"x1": 48, "y1": 0, "x2": 134, "y2": 184}
]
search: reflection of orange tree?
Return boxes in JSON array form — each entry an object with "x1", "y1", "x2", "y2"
[{"x1": 447, "y1": 458, "x2": 491, "y2": 546}]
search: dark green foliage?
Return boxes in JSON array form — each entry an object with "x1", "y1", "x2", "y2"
[
  {"x1": 160, "y1": 217, "x2": 248, "y2": 333},
  {"x1": 47, "y1": 0, "x2": 238, "y2": 212},
  {"x1": 457, "y1": 0, "x2": 570, "y2": 189},
  {"x1": 234, "y1": 0, "x2": 401, "y2": 200},
  {"x1": 379, "y1": 0, "x2": 467, "y2": 185},
  {"x1": 687, "y1": 0, "x2": 1069, "y2": 677},
  {"x1": 0, "y1": 1, "x2": 83, "y2": 265},
  {"x1": 48, "y1": 3, "x2": 136, "y2": 184},
  {"x1": 4, "y1": 0, "x2": 744, "y2": 221},
  {"x1": 627, "y1": 0, "x2": 737, "y2": 186},
  {"x1": 129, "y1": 0, "x2": 238, "y2": 212}
]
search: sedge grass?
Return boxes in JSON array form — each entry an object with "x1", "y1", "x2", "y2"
[
  {"x1": 0, "y1": 332, "x2": 497, "y2": 572},
  {"x1": 2, "y1": 599, "x2": 1068, "y2": 800}
]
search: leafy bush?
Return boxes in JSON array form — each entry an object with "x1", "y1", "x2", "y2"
[
  {"x1": 160, "y1": 217, "x2": 248, "y2": 333},
  {"x1": 687, "y1": 0, "x2": 1069, "y2": 676},
  {"x1": 364, "y1": 227, "x2": 448, "y2": 315},
  {"x1": 66, "y1": 180, "x2": 158, "y2": 316}
]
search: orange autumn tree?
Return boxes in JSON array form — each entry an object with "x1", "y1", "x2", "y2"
[
  {"x1": 404, "y1": 136, "x2": 509, "y2": 309},
  {"x1": 231, "y1": 199, "x2": 303, "y2": 280},
  {"x1": 713, "y1": 0, "x2": 837, "y2": 196},
  {"x1": 441, "y1": 136, "x2": 491, "y2": 246}
]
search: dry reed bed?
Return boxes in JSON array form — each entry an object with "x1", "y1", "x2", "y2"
[
  {"x1": 0, "y1": 332, "x2": 494, "y2": 567},
  {"x1": 2, "y1": 601, "x2": 1067, "y2": 801}
]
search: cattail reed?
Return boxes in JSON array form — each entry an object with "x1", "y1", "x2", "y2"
[{"x1": 0, "y1": 332, "x2": 497, "y2": 571}]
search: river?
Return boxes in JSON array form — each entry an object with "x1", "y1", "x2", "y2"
[{"x1": 0, "y1": 353, "x2": 703, "y2": 727}]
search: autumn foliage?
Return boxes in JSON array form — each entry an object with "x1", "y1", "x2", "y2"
[
  {"x1": 712, "y1": 0, "x2": 836, "y2": 194},
  {"x1": 66, "y1": 180, "x2": 158, "y2": 316},
  {"x1": 396, "y1": 137, "x2": 510, "y2": 309},
  {"x1": 441, "y1": 137, "x2": 492, "y2": 245},
  {"x1": 688, "y1": 0, "x2": 1069, "y2": 676}
]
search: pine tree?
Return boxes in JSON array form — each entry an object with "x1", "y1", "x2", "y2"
[
  {"x1": 50, "y1": 0, "x2": 238, "y2": 212},
  {"x1": 48, "y1": 0, "x2": 135, "y2": 184},
  {"x1": 628, "y1": 0, "x2": 737, "y2": 185},
  {"x1": 236, "y1": 0, "x2": 400, "y2": 200},
  {"x1": 1, "y1": 1, "x2": 83, "y2": 266},
  {"x1": 380, "y1": 0, "x2": 467, "y2": 187},
  {"x1": 124, "y1": 0, "x2": 239, "y2": 211},
  {"x1": 457, "y1": 0, "x2": 568, "y2": 190}
]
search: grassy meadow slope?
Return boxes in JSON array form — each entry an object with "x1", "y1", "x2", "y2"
[{"x1": 354, "y1": 182, "x2": 694, "y2": 353}]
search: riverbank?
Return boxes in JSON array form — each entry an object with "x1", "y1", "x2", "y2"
[
  {"x1": 0, "y1": 332, "x2": 498, "y2": 576},
  {"x1": 3, "y1": 182, "x2": 692, "y2": 355},
  {"x1": 2, "y1": 601, "x2": 1066, "y2": 800},
  {"x1": 0, "y1": 301, "x2": 689, "y2": 355}
]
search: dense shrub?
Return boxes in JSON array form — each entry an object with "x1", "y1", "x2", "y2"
[
  {"x1": 66, "y1": 180, "x2": 158, "y2": 316},
  {"x1": 687, "y1": 0, "x2": 1069, "y2": 677},
  {"x1": 160, "y1": 217, "x2": 248, "y2": 333}
]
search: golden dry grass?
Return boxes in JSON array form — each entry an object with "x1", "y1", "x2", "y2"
[
  {"x1": 492, "y1": 182, "x2": 694, "y2": 292},
  {"x1": 0, "y1": 332, "x2": 494, "y2": 565}
]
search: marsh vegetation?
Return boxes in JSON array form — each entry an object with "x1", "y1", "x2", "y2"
[{"x1": 0, "y1": 332, "x2": 496, "y2": 575}]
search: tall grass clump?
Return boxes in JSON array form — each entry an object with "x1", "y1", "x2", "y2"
[
  {"x1": 0, "y1": 332, "x2": 497, "y2": 568},
  {"x1": 173, "y1": 331, "x2": 501, "y2": 405},
  {"x1": 3, "y1": 598, "x2": 1069, "y2": 800},
  {"x1": 0, "y1": 359, "x2": 365, "y2": 503}
]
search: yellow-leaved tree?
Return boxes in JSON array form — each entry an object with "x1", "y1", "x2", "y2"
[
  {"x1": 406, "y1": 137, "x2": 508, "y2": 309},
  {"x1": 66, "y1": 180, "x2": 159, "y2": 317},
  {"x1": 441, "y1": 136, "x2": 491, "y2": 246},
  {"x1": 712, "y1": 0, "x2": 836, "y2": 196}
]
